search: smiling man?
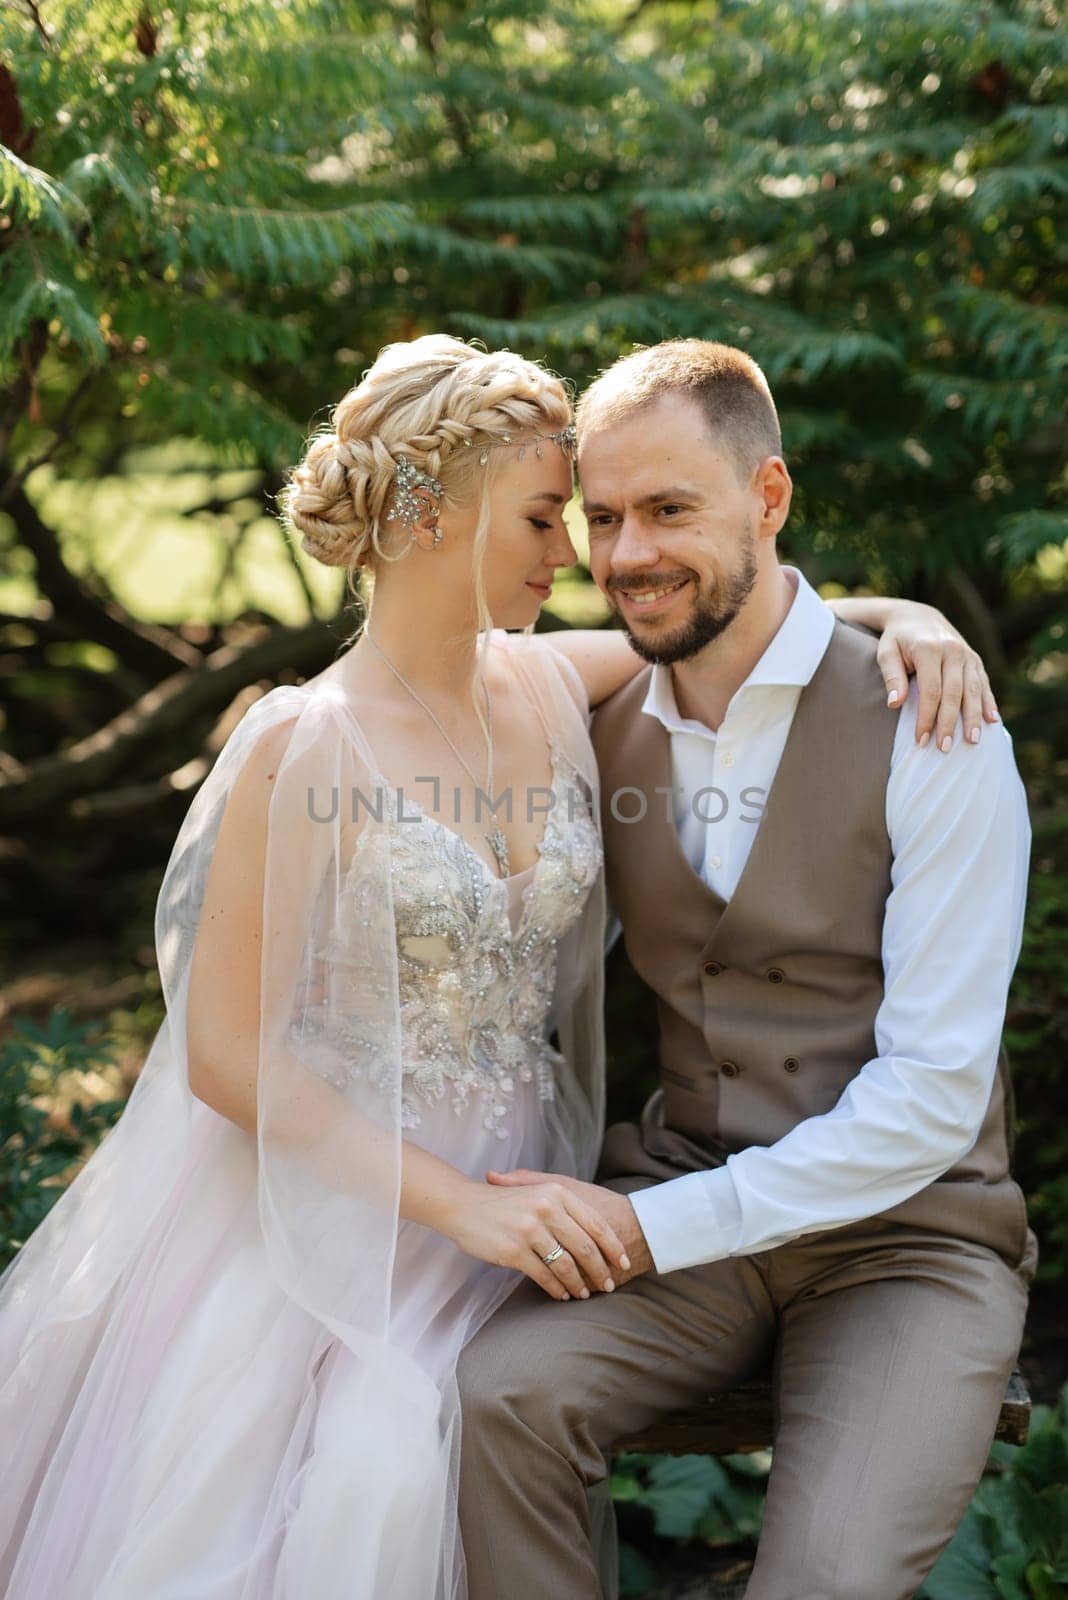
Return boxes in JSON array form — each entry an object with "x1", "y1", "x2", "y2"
[{"x1": 456, "y1": 340, "x2": 1037, "y2": 1600}]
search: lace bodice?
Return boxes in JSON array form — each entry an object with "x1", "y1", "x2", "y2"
[{"x1": 302, "y1": 737, "x2": 602, "y2": 1139}]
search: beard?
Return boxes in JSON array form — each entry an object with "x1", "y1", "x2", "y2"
[{"x1": 610, "y1": 530, "x2": 759, "y2": 666}]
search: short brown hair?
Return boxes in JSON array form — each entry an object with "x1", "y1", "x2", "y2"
[{"x1": 576, "y1": 339, "x2": 782, "y2": 484}]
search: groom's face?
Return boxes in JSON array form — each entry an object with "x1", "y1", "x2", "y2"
[{"x1": 578, "y1": 392, "x2": 766, "y2": 665}]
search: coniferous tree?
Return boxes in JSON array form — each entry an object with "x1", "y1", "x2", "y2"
[
  {"x1": 0, "y1": 0, "x2": 1064, "y2": 865},
  {"x1": 452, "y1": 1, "x2": 1067, "y2": 651}
]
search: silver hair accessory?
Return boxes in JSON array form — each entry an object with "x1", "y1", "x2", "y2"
[
  {"x1": 387, "y1": 456, "x2": 445, "y2": 536},
  {"x1": 386, "y1": 425, "x2": 576, "y2": 538},
  {"x1": 464, "y1": 424, "x2": 577, "y2": 466}
]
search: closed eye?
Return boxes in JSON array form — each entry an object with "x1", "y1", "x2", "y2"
[{"x1": 528, "y1": 518, "x2": 554, "y2": 530}]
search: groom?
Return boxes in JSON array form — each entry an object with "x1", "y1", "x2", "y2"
[{"x1": 455, "y1": 340, "x2": 1037, "y2": 1599}]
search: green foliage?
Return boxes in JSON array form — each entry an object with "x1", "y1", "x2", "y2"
[
  {"x1": 920, "y1": 1385, "x2": 1068, "y2": 1599},
  {"x1": 0, "y1": 1009, "x2": 127, "y2": 1273},
  {"x1": 1, "y1": 0, "x2": 1062, "y2": 588},
  {"x1": 0, "y1": 2, "x2": 428, "y2": 465},
  {"x1": 610, "y1": 1449, "x2": 770, "y2": 1592},
  {"x1": 609, "y1": 1397, "x2": 1068, "y2": 1598}
]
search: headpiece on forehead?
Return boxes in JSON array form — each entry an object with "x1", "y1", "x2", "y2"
[{"x1": 386, "y1": 424, "x2": 577, "y2": 532}]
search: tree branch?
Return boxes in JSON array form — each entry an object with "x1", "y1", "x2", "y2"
[
  {"x1": 933, "y1": 564, "x2": 1010, "y2": 686},
  {"x1": 413, "y1": 0, "x2": 472, "y2": 159},
  {"x1": 998, "y1": 590, "x2": 1068, "y2": 653},
  {"x1": 4, "y1": 483, "x2": 202, "y2": 681},
  {"x1": 0, "y1": 369, "x2": 98, "y2": 513},
  {"x1": 259, "y1": 466, "x2": 320, "y2": 618},
  {"x1": 65, "y1": 758, "x2": 213, "y2": 830},
  {"x1": 0, "y1": 617, "x2": 344, "y2": 828},
  {"x1": 0, "y1": 319, "x2": 48, "y2": 464},
  {"x1": 0, "y1": 603, "x2": 81, "y2": 642},
  {"x1": 21, "y1": 0, "x2": 52, "y2": 48}
]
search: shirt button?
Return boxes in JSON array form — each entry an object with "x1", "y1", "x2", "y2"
[
  {"x1": 767, "y1": 967, "x2": 786, "y2": 984},
  {"x1": 783, "y1": 1057, "x2": 801, "y2": 1073},
  {"x1": 721, "y1": 752, "x2": 736, "y2": 768},
  {"x1": 703, "y1": 960, "x2": 725, "y2": 977},
  {"x1": 721, "y1": 1060, "x2": 740, "y2": 1078},
  {"x1": 711, "y1": 855, "x2": 723, "y2": 870}
]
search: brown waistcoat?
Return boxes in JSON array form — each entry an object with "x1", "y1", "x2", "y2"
[{"x1": 591, "y1": 620, "x2": 1030, "y2": 1266}]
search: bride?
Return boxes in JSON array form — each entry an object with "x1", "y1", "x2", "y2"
[{"x1": 0, "y1": 335, "x2": 997, "y2": 1598}]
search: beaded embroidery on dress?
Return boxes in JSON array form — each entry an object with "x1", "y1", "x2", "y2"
[{"x1": 305, "y1": 739, "x2": 601, "y2": 1139}]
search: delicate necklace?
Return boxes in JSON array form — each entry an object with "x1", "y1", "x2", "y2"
[{"x1": 362, "y1": 628, "x2": 511, "y2": 878}]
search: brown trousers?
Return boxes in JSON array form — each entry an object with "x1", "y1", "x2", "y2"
[{"x1": 456, "y1": 1171, "x2": 1036, "y2": 1600}]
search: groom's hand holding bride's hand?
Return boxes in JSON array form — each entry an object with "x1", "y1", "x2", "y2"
[{"x1": 486, "y1": 1170, "x2": 655, "y2": 1290}]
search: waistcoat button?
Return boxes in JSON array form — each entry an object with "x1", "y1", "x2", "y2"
[
  {"x1": 767, "y1": 967, "x2": 785, "y2": 984},
  {"x1": 783, "y1": 1057, "x2": 800, "y2": 1073},
  {"x1": 703, "y1": 960, "x2": 725, "y2": 977},
  {"x1": 721, "y1": 1060, "x2": 740, "y2": 1077}
]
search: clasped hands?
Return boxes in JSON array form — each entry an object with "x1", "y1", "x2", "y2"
[{"x1": 482, "y1": 1168, "x2": 654, "y2": 1302}]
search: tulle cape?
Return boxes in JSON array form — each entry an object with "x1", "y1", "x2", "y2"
[{"x1": 0, "y1": 630, "x2": 607, "y2": 1598}]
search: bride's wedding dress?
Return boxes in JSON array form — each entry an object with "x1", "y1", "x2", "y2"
[{"x1": 0, "y1": 632, "x2": 606, "y2": 1599}]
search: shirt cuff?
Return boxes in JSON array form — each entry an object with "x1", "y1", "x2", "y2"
[{"x1": 628, "y1": 1168, "x2": 744, "y2": 1275}]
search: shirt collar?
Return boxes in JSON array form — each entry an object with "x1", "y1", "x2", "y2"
[{"x1": 640, "y1": 565, "x2": 836, "y2": 734}]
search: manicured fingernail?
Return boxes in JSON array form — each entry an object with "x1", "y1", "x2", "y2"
[
  {"x1": 887, "y1": 690, "x2": 900, "y2": 707},
  {"x1": 940, "y1": 735, "x2": 952, "y2": 753},
  {"x1": 620, "y1": 1254, "x2": 631, "y2": 1271},
  {"x1": 580, "y1": 1287, "x2": 590, "y2": 1300},
  {"x1": 920, "y1": 731, "x2": 930, "y2": 748},
  {"x1": 969, "y1": 727, "x2": 980, "y2": 744},
  {"x1": 604, "y1": 1279, "x2": 615, "y2": 1293},
  {"x1": 562, "y1": 1292, "x2": 570, "y2": 1300}
]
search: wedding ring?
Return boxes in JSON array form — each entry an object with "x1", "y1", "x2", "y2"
[{"x1": 541, "y1": 1243, "x2": 566, "y2": 1266}]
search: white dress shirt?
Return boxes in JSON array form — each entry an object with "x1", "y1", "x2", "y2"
[{"x1": 624, "y1": 567, "x2": 1032, "y2": 1275}]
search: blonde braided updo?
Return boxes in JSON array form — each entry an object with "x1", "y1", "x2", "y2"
[{"x1": 284, "y1": 335, "x2": 573, "y2": 574}]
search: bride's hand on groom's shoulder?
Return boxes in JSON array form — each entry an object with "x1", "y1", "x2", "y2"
[
  {"x1": 875, "y1": 600, "x2": 1000, "y2": 752},
  {"x1": 485, "y1": 1170, "x2": 655, "y2": 1289}
]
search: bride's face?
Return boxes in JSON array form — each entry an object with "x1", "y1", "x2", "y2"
[{"x1": 476, "y1": 442, "x2": 578, "y2": 628}]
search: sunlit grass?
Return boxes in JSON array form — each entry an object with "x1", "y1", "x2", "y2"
[{"x1": 11, "y1": 455, "x2": 343, "y2": 627}]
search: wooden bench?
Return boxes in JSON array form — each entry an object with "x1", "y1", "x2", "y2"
[{"x1": 613, "y1": 1367, "x2": 1032, "y2": 1456}]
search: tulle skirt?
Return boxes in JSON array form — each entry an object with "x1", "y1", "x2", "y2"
[{"x1": 0, "y1": 1082, "x2": 557, "y2": 1599}]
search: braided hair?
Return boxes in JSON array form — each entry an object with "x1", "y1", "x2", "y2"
[{"x1": 285, "y1": 335, "x2": 572, "y2": 579}]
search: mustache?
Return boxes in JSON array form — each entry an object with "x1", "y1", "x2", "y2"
[{"x1": 607, "y1": 573, "x2": 693, "y2": 594}]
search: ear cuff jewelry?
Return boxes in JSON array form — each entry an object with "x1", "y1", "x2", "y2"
[{"x1": 386, "y1": 457, "x2": 445, "y2": 538}]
